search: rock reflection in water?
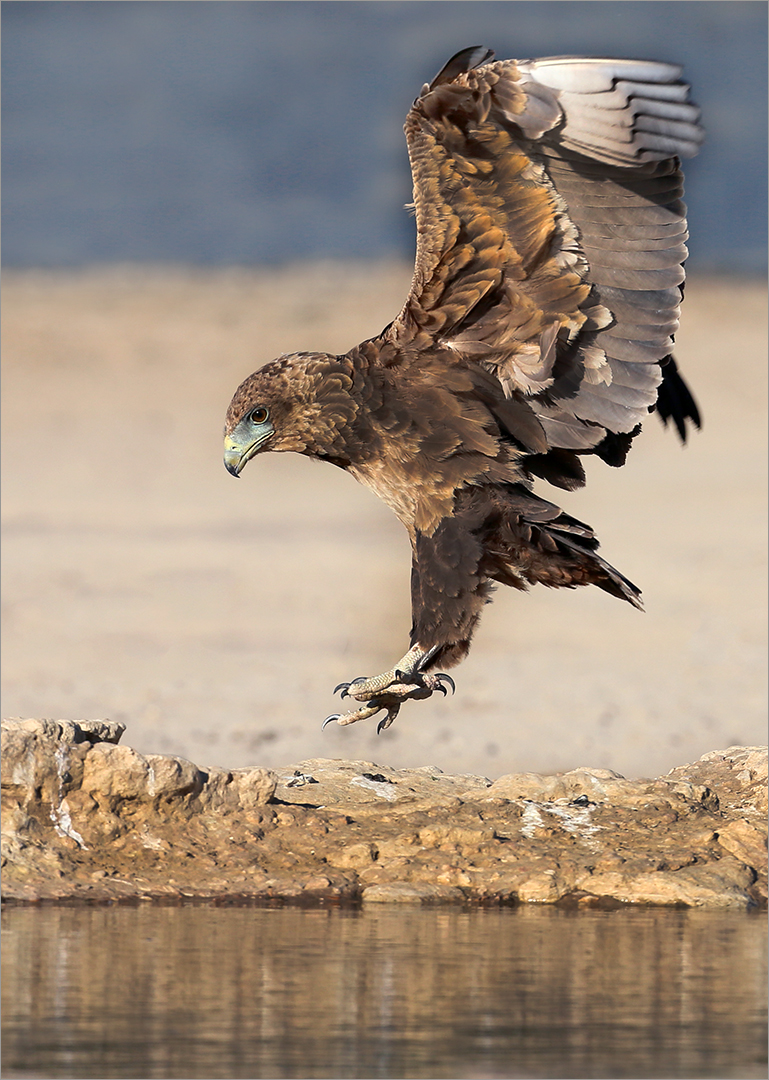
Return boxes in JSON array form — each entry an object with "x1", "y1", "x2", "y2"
[{"x1": 2, "y1": 905, "x2": 766, "y2": 1079}]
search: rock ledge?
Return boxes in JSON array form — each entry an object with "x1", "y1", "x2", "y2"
[{"x1": 2, "y1": 718, "x2": 766, "y2": 908}]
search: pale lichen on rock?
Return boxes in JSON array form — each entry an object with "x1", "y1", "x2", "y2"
[{"x1": 1, "y1": 718, "x2": 765, "y2": 908}]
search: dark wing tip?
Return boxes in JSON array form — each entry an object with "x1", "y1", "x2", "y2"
[
  {"x1": 655, "y1": 356, "x2": 702, "y2": 442},
  {"x1": 429, "y1": 46, "x2": 494, "y2": 89}
]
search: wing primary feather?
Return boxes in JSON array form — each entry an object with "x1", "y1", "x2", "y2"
[{"x1": 655, "y1": 356, "x2": 701, "y2": 440}]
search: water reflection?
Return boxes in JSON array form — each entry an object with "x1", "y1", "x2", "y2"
[{"x1": 2, "y1": 904, "x2": 766, "y2": 1079}]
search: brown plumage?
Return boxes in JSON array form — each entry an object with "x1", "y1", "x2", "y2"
[{"x1": 224, "y1": 47, "x2": 702, "y2": 732}]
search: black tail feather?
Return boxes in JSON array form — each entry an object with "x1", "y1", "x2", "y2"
[{"x1": 545, "y1": 518, "x2": 644, "y2": 610}]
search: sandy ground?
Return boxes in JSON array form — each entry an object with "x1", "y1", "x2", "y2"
[{"x1": 2, "y1": 265, "x2": 766, "y2": 780}]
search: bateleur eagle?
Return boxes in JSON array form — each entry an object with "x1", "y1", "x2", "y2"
[{"x1": 224, "y1": 47, "x2": 702, "y2": 733}]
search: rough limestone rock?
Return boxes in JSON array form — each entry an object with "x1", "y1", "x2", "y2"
[{"x1": 1, "y1": 718, "x2": 765, "y2": 908}]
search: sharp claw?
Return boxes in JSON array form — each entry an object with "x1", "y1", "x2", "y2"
[
  {"x1": 322, "y1": 714, "x2": 341, "y2": 730},
  {"x1": 435, "y1": 682, "x2": 448, "y2": 697},
  {"x1": 334, "y1": 677, "x2": 367, "y2": 697},
  {"x1": 436, "y1": 673, "x2": 455, "y2": 695},
  {"x1": 376, "y1": 705, "x2": 401, "y2": 734}
]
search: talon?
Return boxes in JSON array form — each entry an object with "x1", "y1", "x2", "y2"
[
  {"x1": 376, "y1": 706, "x2": 400, "y2": 734},
  {"x1": 333, "y1": 676, "x2": 367, "y2": 698},
  {"x1": 436, "y1": 673, "x2": 455, "y2": 695},
  {"x1": 322, "y1": 714, "x2": 341, "y2": 729},
  {"x1": 325, "y1": 647, "x2": 451, "y2": 730}
]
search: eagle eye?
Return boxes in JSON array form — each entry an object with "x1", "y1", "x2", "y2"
[{"x1": 248, "y1": 406, "x2": 269, "y2": 425}]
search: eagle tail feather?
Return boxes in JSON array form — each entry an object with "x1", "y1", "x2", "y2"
[
  {"x1": 483, "y1": 488, "x2": 644, "y2": 610},
  {"x1": 544, "y1": 523, "x2": 644, "y2": 609}
]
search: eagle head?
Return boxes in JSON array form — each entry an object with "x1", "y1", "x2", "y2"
[{"x1": 223, "y1": 351, "x2": 357, "y2": 475}]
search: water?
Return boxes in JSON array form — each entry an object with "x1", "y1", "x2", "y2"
[{"x1": 2, "y1": 904, "x2": 766, "y2": 1079}]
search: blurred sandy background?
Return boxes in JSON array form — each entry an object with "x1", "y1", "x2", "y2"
[
  {"x1": 2, "y1": 267, "x2": 766, "y2": 779},
  {"x1": 3, "y1": 2, "x2": 766, "y2": 778}
]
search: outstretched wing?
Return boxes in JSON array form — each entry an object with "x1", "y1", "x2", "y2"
[{"x1": 384, "y1": 47, "x2": 703, "y2": 468}]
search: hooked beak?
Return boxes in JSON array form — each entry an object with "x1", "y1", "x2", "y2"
[{"x1": 223, "y1": 430, "x2": 272, "y2": 477}]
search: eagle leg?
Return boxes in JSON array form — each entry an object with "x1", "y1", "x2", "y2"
[
  {"x1": 333, "y1": 644, "x2": 437, "y2": 699},
  {"x1": 323, "y1": 644, "x2": 454, "y2": 731}
]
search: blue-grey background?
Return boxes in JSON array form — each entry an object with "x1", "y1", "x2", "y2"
[{"x1": 3, "y1": 1, "x2": 767, "y2": 272}]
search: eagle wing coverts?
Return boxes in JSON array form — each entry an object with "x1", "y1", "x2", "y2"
[{"x1": 388, "y1": 50, "x2": 702, "y2": 453}]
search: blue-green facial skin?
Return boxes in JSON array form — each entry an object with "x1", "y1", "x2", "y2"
[{"x1": 223, "y1": 412, "x2": 275, "y2": 476}]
